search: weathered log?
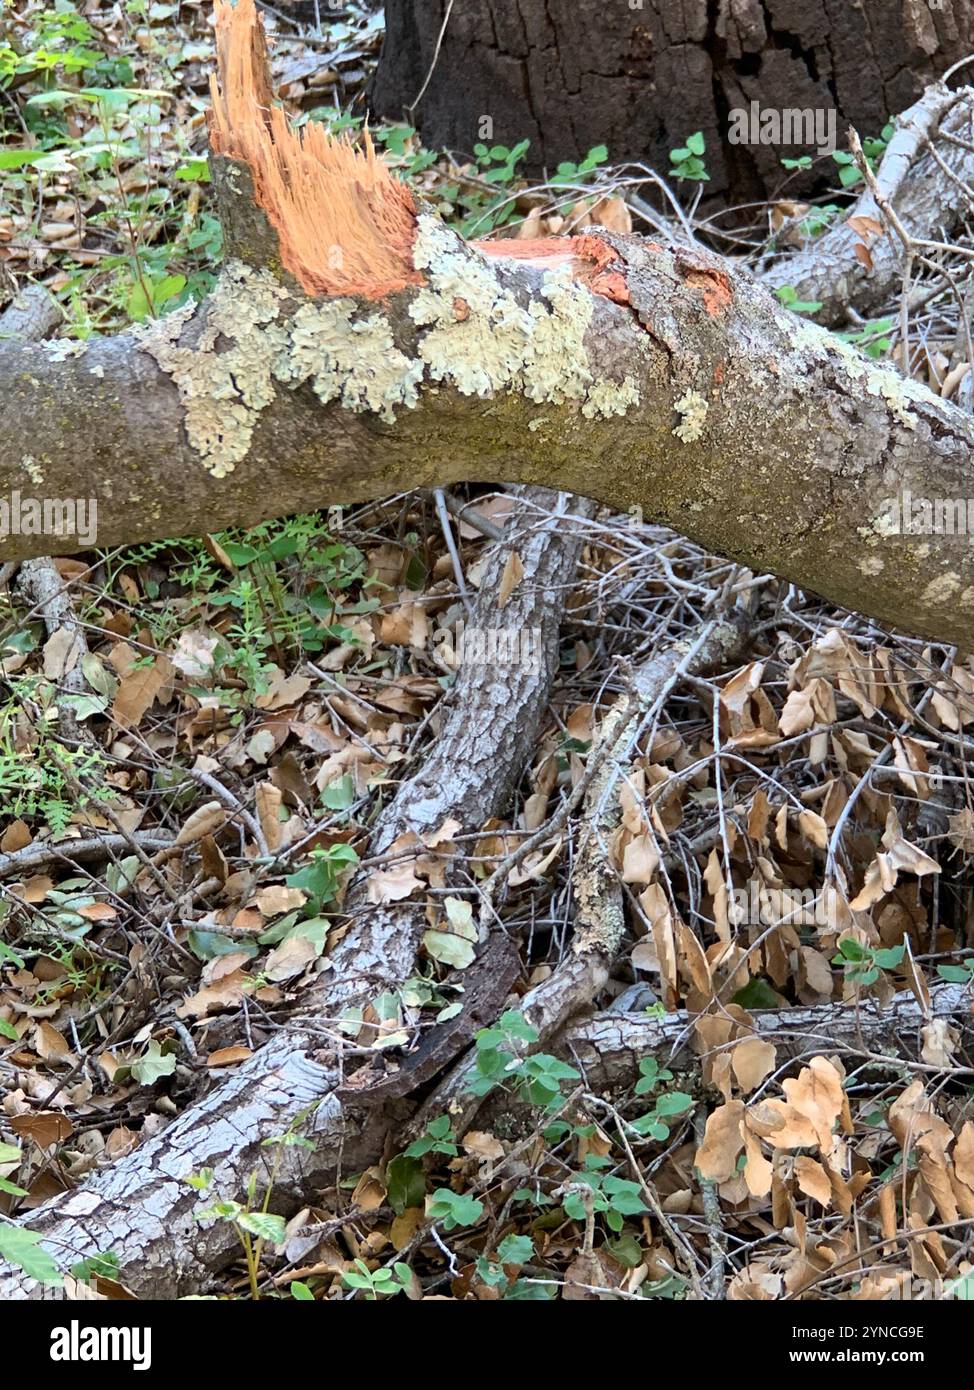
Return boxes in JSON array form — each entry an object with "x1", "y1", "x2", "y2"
[
  {"x1": 4, "y1": 183, "x2": 974, "y2": 646},
  {"x1": 0, "y1": 484, "x2": 586, "y2": 1299}
]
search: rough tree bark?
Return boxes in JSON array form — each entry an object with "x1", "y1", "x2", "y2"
[{"x1": 370, "y1": 0, "x2": 974, "y2": 198}]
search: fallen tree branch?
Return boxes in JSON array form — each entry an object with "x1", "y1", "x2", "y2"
[
  {"x1": 0, "y1": 2, "x2": 973, "y2": 645},
  {"x1": 406, "y1": 613, "x2": 753, "y2": 1139},
  {"x1": 762, "y1": 84, "x2": 974, "y2": 324},
  {"x1": 559, "y1": 981, "x2": 974, "y2": 1092},
  {"x1": 0, "y1": 485, "x2": 589, "y2": 1297}
]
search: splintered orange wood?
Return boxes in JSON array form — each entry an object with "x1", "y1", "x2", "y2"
[{"x1": 208, "y1": 0, "x2": 419, "y2": 298}]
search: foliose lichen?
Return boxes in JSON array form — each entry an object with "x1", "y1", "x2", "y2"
[
  {"x1": 134, "y1": 261, "x2": 290, "y2": 479},
  {"x1": 279, "y1": 299, "x2": 423, "y2": 419},
  {"x1": 672, "y1": 390, "x2": 708, "y2": 443},
  {"x1": 409, "y1": 215, "x2": 640, "y2": 415},
  {"x1": 138, "y1": 221, "x2": 643, "y2": 479}
]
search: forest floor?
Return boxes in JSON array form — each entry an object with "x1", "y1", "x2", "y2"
[{"x1": 1, "y1": 0, "x2": 974, "y2": 1302}]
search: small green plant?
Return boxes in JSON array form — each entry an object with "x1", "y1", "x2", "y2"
[
  {"x1": 775, "y1": 284, "x2": 823, "y2": 317},
  {"x1": 191, "y1": 1107, "x2": 316, "y2": 1298},
  {"x1": 283, "y1": 844, "x2": 360, "y2": 914},
  {"x1": 798, "y1": 202, "x2": 841, "y2": 239},
  {"x1": 0, "y1": 3, "x2": 101, "y2": 90},
  {"x1": 404, "y1": 1114, "x2": 458, "y2": 1160},
  {"x1": 0, "y1": 704, "x2": 113, "y2": 833},
  {"x1": 342, "y1": 1258, "x2": 413, "y2": 1300},
  {"x1": 669, "y1": 131, "x2": 709, "y2": 182},
  {"x1": 831, "y1": 938, "x2": 905, "y2": 988},
  {"x1": 629, "y1": 1057, "x2": 694, "y2": 1140},
  {"x1": 936, "y1": 957, "x2": 974, "y2": 984},
  {"x1": 561, "y1": 1156, "x2": 648, "y2": 1233},
  {"x1": 832, "y1": 123, "x2": 894, "y2": 188},
  {"x1": 548, "y1": 144, "x2": 609, "y2": 186},
  {"x1": 475, "y1": 1233, "x2": 535, "y2": 1296},
  {"x1": 425, "y1": 1188, "x2": 484, "y2": 1231},
  {"x1": 465, "y1": 1009, "x2": 580, "y2": 1110},
  {"x1": 834, "y1": 316, "x2": 895, "y2": 359}
]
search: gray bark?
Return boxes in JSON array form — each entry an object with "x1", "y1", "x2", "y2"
[
  {"x1": 763, "y1": 85, "x2": 974, "y2": 325},
  {"x1": 0, "y1": 489, "x2": 587, "y2": 1299},
  {"x1": 3, "y1": 224, "x2": 974, "y2": 645}
]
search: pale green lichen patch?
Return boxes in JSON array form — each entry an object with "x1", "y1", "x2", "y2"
[
  {"x1": 672, "y1": 390, "x2": 708, "y2": 443},
  {"x1": 921, "y1": 572, "x2": 961, "y2": 606},
  {"x1": 279, "y1": 300, "x2": 423, "y2": 420},
  {"x1": 409, "y1": 215, "x2": 640, "y2": 417},
  {"x1": 43, "y1": 339, "x2": 87, "y2": 362},
  {"x1": 22, "y1": 455, "x2": 43, "y2": 485},
  {"x1": 778, "y1": 312, "x2": 930, "y2": 430},
  {"x1": 135, "y1": 261, "x2": 289, "y2": 479},
  {"x1": 138, "y1": 224, "x2": 642, "y2": 478}
]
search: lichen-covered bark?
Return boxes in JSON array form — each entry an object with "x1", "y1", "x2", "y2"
[
  {"x1": 371, "y1": 0, "x2": 974, "y2": 200},
  {"x1": 3, "y1": 218, "x2": 974, "y2": 645}
]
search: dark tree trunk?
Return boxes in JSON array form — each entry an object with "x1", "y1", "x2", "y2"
[{"x1": 370, "y1": 0, "x2": 974, "y2": 200}]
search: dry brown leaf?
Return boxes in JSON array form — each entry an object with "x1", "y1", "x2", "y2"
[
  {"x1": 591, "y1": 195, "x2": 632, "y2": 233},
  {"x1": 206, "y1": 1045, "x2": 254, "y2": 1067},
  {"x1": 798, "y1": 809, "x2": 828, "y2": 850},
  {"x1": 255, "y1": 781, "x2": 283, "y2": 852},
  {"x1": 351, "y1": 1167, "x2": 386, "y2": 1213},
  {"x1": 0, "y1": 820, "x2": 31, "y2": 853},
  {"x1": 176, "y1": 968, "x2": 250, "y2": 1019},
  {"x1": 621, "y1": 833, "x2": 660, "y2": 884},
  {"x1": 110, "y1": 653, "x2": 174, "y2": 728},
  {"x1": 9, "y1": 1111, "x2": 73, "y2": 1147},
  {"x1": 264, "y1": 933, "x2": 318, "y2": 981},
  {"x1": 462, "y1": 1130, "x2": 505, "y2": 1162},
  {"x1": 43, "y1": 627, "x2": 82, "y2": 681},
  {"x1": 34, "y1": 1021, "x2": 73, "y2": 1062},
  {"x1": 640, "y1": 882, "x2": 678, "y2": 1008},
  {"x1": 694, "y1": 1100, "x2": 745, "y2": 1181},
  {"x1": 367, "y1": 833, "x2": 425, "y2": 904},
  {"x1": 742, "y1": 1127, "x2": 773, "y2": 1197},
  {"x1": 676, "y1": 919, "x2": 712, "y2": 997},
  {"x1": 255, "y1": 669, "x2": 312, "y2": 710},
  {"x1": 174, "y1": 800, "x2": 226, "y2": 846},
  {"x1": 794, "y1": 1156, "x2": 831, "y2": 1208},
  {"x1": 496, "y1": 550, "x2": 524, "y2": 608},
  {"x1": 921, "y1": 1018, "x2": 959, "y2": 1068},
  {"x1": 731, "y1": 1038, "x2": 777, "y2": 1094}
]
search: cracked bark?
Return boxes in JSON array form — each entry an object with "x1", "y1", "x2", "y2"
[
  {"x1": 558, "y1": 980, "x2": 974, "y2": 1092},
  {"x1": 371, "y1": 0, "x2": 974, "y2": 199}
]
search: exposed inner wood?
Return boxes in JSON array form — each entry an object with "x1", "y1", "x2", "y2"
[{"x1": 208, "y1": 0, "x2": 419, "y2": 298}]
